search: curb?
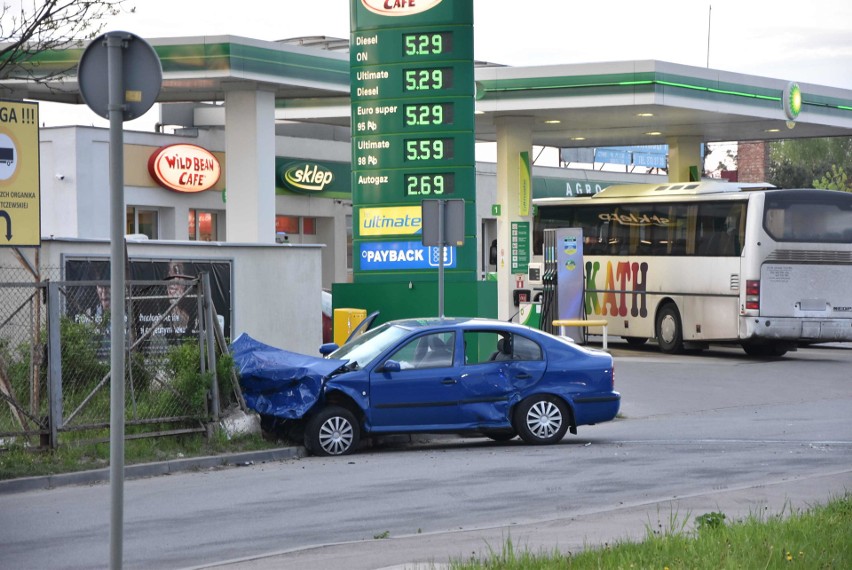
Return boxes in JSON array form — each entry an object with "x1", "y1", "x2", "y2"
[{"x1": 0, "y1": 446, "x2": 305, "y2": 495}]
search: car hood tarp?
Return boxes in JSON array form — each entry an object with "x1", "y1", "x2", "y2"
[{"x1": 231, "y1": 333, "x2": 346, "y2": 419}]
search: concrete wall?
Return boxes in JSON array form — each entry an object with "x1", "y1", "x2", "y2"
[{"x1": 3, "y1": 239, "x2": 324, "y2": 354}]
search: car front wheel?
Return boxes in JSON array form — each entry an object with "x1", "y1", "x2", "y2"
[
  {"x1": 513, "y1": 395, "x2": 570, "y2": 445},
  {"x1": 305, "y1": 406, "x2": 360, "y2": 456}
]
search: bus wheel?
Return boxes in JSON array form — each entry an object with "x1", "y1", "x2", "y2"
[
  {"x1": 655, "y1": 304, "x2": 684, "y2": 354},
  {"x1": 623, "y1": 336, "x2": 648, "y2": 347}
]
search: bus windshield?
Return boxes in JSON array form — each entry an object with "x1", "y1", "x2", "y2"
[{"x1": 763, "y1": 190, "x2": 852, "y2": 243}]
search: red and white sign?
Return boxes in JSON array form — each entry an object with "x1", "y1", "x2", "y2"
[
  {"x1": 148, "y1": 144, "x2": 221, "y2": 193},
  {"x1": 361, "y1": 0, "x2": 443, "y2": 16}
]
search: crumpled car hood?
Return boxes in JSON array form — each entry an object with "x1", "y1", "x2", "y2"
[{"x1": 231, "y1": 333, "x2": 346, "y2": 419}]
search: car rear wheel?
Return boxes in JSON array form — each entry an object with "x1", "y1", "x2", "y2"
[
  {"x1": 305, "y1": 406, "x2": 360, "y2": 456},
  {"x1": 513, "y1": 395, "x2": 570, "y2": 445}
]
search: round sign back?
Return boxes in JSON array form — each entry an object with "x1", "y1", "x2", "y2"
[{"x1": 78, "y1": 31, "x2": 162, "y2": 121}]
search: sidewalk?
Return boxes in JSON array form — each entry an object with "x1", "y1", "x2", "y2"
[
  {"x1": 0, "y1": 446, "x2": 304, "y2": 495},
  {"x1": 188, "y1": 469, "x2": 852, "y2": 570}
]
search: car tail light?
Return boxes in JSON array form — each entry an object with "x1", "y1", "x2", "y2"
[
  {"x1": 745, "y1": 280, "x2": 760, "y2": 310},
  {"x1": 610, "y1": 363, "x2": 615, "y2": 390}
]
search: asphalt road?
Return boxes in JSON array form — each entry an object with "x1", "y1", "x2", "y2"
[{"x1": 1, "y1": 342, "x2": 850, "y2": 570}]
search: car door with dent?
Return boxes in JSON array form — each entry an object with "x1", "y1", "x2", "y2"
[
  {"x1": 367, "y1": 331, "x2": 467, "y2": 432},
  {"x1": 455, "y1": 330, "x2": 547, "y2": 426}
]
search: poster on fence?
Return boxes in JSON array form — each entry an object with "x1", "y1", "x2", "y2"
[{"x1": 64, "y1": 258, "x2": 232, "y2": 355}]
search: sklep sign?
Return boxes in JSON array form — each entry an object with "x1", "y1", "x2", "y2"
[
  {"x1": 148, "y1": 144, "x2": 221, "y2": 193},
  {"x1": 280, "y1": 162, "x2": 335, "y2": 193}
]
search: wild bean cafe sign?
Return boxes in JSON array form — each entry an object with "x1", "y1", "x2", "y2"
[{"x1": 148, "y1": 144, "x2": 221, "y2": 193}]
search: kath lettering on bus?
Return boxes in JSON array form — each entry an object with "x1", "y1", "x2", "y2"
[{"x1": 585, "y1": 260, "x2": 648, "y2": 318}]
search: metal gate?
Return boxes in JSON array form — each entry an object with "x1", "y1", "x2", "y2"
[{"x1": 1, "y1": 268, "x2": 227, "y2": 449}]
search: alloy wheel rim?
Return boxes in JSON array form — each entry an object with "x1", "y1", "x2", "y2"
[
  {"x1": 319, "y1": 416, "x2": 353, "y2": 455},
  {"x1": 526, "y1": 401, "x2": 562, "y2": 439}
]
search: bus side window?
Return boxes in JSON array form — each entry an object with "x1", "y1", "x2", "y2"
[{"x1": 697, "y1": 203, "x2": 743, "y2": 256}]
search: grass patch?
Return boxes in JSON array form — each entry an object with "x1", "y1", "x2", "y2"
[
  {"x1": 0, "y1": 430, "x2": 285, "y2": 480},
  {"x1": 451, "y1": 493, "x2": 852, "y2": 569}
]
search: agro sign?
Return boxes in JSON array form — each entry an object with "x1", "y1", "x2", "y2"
[
  {"x1": 361, "y1": 0, "x2": 443, "y2": 16},
  {"x1": 148, "y1": 144, "x2": 221, "y2": 193}
]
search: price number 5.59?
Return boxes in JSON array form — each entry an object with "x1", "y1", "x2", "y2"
[{"x1": 404, "y1": 138, "x2": 454, "y2": 162}]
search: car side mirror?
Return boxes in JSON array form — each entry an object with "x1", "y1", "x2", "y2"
[
  {"x1": 319, "y1": 342, "x2": 338, "y2": 356},
  {"x1": 381, "y1": 360, "x2": 401, "y2": 373}
]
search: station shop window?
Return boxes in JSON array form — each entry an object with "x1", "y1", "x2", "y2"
[
  {"x1": 276, "y1": 215, "x2": 300, "y2": 234},
  {"x1": 275, "y1": 215, "x2": 317, "y2": 235},
  {"x1": 189, "y1": 210, "x2": 218, "y2": 241},
  {"x1": 302, "y1": 217, "x2": 317, "y2": 235},
  {"x1": 126, "y1": 207, "x2": 158, "y2": 239}
]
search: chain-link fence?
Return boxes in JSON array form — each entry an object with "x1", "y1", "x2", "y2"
[{"x1": 0, "y1": 265, "x2": 236, "y2": 449}]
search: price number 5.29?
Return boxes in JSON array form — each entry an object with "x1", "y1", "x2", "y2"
[{"x1": 404, "y1": 67, "x2": 451, "y2": 91}]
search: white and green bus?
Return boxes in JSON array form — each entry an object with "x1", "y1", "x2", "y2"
[{"x1": 534, "y1": 181, "x2": 852, "y2": 356}]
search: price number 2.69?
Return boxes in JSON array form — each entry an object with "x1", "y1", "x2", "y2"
[{"x1": 405, "y1": 173, "x2": 454, "y2": 196}]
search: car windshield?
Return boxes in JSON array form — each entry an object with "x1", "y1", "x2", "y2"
[{"x1": 328, "y1": 323, "x2": 410, "y2": 370}]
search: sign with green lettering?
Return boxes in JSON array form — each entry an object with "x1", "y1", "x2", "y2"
[
  {"x1": 350, "y1": 0, "x2": 475, "y2": 282},
  {"x1": 510, "y1": 221, "x2": 530, "y2": 273}
]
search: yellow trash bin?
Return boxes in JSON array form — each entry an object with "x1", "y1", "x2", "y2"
[{"x1": 333, "y1": 308, "x2": 367, "y2": 346}]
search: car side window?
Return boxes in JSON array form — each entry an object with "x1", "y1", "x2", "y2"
[
  {"x1": 462, "y1": 331, "x2": 543, "y2": 363},
  {"x1": 463, "y1": 331, "x2": 502, "y2": 364},
  {"x1": 512, "y1": 335, "x2": 543, "y2": 361},
  {"x1": 388, "y1": 331, "x2": 455, "y2": 369}
]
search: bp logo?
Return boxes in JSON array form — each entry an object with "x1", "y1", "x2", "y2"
[
  {"x1": 783, "y1": 82, "x2": 802, "y2": 121},
  {"x1": 281, "y1": 162, "x2": 334, "y2": 193}
]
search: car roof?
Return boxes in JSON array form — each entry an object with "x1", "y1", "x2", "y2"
[{"x1": 386, "y1": 317, "x2": 538, "y2": 334}]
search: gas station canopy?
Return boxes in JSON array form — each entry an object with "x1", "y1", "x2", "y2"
[{"x1": 7, "y1": 35, "x2": 852, "y2": 146}]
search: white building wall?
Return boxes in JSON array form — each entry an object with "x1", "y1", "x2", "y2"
[{"x1": 1, "y1": 239, "x2": 324, "y2": 354}]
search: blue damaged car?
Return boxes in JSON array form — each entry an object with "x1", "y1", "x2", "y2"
[{"x1": 232, "y1": 317, "x2": 620, "y2": 456}]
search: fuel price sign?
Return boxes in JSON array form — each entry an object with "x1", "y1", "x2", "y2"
[{"x1": 351, "y1": 0, "x2": 475, "y2": 280}]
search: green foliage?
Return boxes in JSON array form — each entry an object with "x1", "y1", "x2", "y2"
[
  {"x1": 695, "y1": 511, "x2": 727, "y2": 532},
  {"x1": 0, "y1": 337, "x2": 36, "y2": 414},
  {"x1": 0, "y1": 430, "x2": 278, "y2": 480},
  {"x1": 451, "y1": 495, "x2": 852, "y2": 570},
  {"x1": 813, "y1": 164, "x2": 851, "y2": 192},
  {"x1": 59, "y1": 317, "x2": 109, "y2": 392},
  {"x1": 768, "y1": 137, "x2": 852, "y2": 190},
  {"x1": 165, "y1": 341, "x2": 209, "y2": 412}
]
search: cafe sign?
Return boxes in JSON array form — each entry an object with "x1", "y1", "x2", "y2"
[{"x1": 148, "y1": 143, "x2": 221, "y2": 193}]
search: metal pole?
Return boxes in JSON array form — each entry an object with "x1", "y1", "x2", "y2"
[
  {"x1": 106, "y1": 32, "x2": 128, "y2": 570},
  {"x1": 437, "y1": 200, "x2": 445, "y2": 318},
  {"x1": 46, "y1": 282, "x2": 62, "y2": 449},
  {"x1": 202, "y1": 272, "x2": 220, "y2": 422}
]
